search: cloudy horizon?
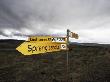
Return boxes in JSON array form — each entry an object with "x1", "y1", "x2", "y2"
[{"x1": 0, "y1": 0, "x2": 110, "y2": 44}]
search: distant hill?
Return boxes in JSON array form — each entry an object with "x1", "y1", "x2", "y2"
[
  {"x1": 70, "y1": 42, "x2": 110, "y2": 47},
  {"x1": 0, "y1": 39, "x2": 110, "y2": 49},
  {"x1": 0, "y1": 39, "x2": 24, "y2": 49}
]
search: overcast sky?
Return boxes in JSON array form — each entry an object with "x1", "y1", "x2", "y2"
[{"x1": 0, "y1": 0, "x2": 110, "y2": 43}]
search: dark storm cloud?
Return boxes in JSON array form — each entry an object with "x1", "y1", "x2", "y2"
[
  {"x1": 0, "y1": 0, "x2": 110, "y2": 37},
  {"x1": 0, "y1": 0, "x2": 26, "y2": 29}
]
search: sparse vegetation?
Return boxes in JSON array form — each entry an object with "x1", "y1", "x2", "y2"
[{"x1": 0, "y1": 40, "x2": 110, "y2": 82}]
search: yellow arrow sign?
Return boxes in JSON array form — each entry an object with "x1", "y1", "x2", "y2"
[{"x1": 16, "y1": 42, "x2": 63, "y2": 55}]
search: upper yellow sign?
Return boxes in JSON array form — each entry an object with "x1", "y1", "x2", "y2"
[
  {"x1": 28, "y1": 36, "x2": 67, "y2": 43},
  {"x1": 16, "y1": 42, "x2": 62, "y2": 55}
]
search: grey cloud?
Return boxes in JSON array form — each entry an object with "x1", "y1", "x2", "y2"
[
  {"x1": 0, "y1": 0, "x2": 25, "y2": 29},
  {"x1": 0, "y1": 0, "x2": 110, "y2": 35}
]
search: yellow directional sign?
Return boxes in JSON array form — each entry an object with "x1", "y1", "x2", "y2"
[
  {"x1": 28, "y1": 36, "x2": 67, "y2": 43},
  {"x1": 16, "y1": 42, "x2": 64, "y2": 55}
]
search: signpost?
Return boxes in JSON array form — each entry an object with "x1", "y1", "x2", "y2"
[
  {"x1": 66, "y1": 29, "x2": 79, "y2": 81},
  {"x1": 16, "y1": 30, "x2": 78, "y2": 55},
  {"x1": 16, "y1": 29, "x2": 79, "y2": 81}
]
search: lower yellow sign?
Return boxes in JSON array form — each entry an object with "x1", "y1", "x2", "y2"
[{"x1": 16, "y1": 42, "x2": 62, "y2": 55}]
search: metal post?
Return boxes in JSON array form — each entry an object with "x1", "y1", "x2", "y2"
[{"x1": 66, "y1": 29, "x2": 70, "y2": 81}]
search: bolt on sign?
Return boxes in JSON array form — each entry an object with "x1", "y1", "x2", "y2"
[{"x1": 16, "y1": 42, "x2": 66, "y2": 55}]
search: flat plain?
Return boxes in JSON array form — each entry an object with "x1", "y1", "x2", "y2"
[{"x1": 0, "y1": 40, "x2": 110, "y2": 82}]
